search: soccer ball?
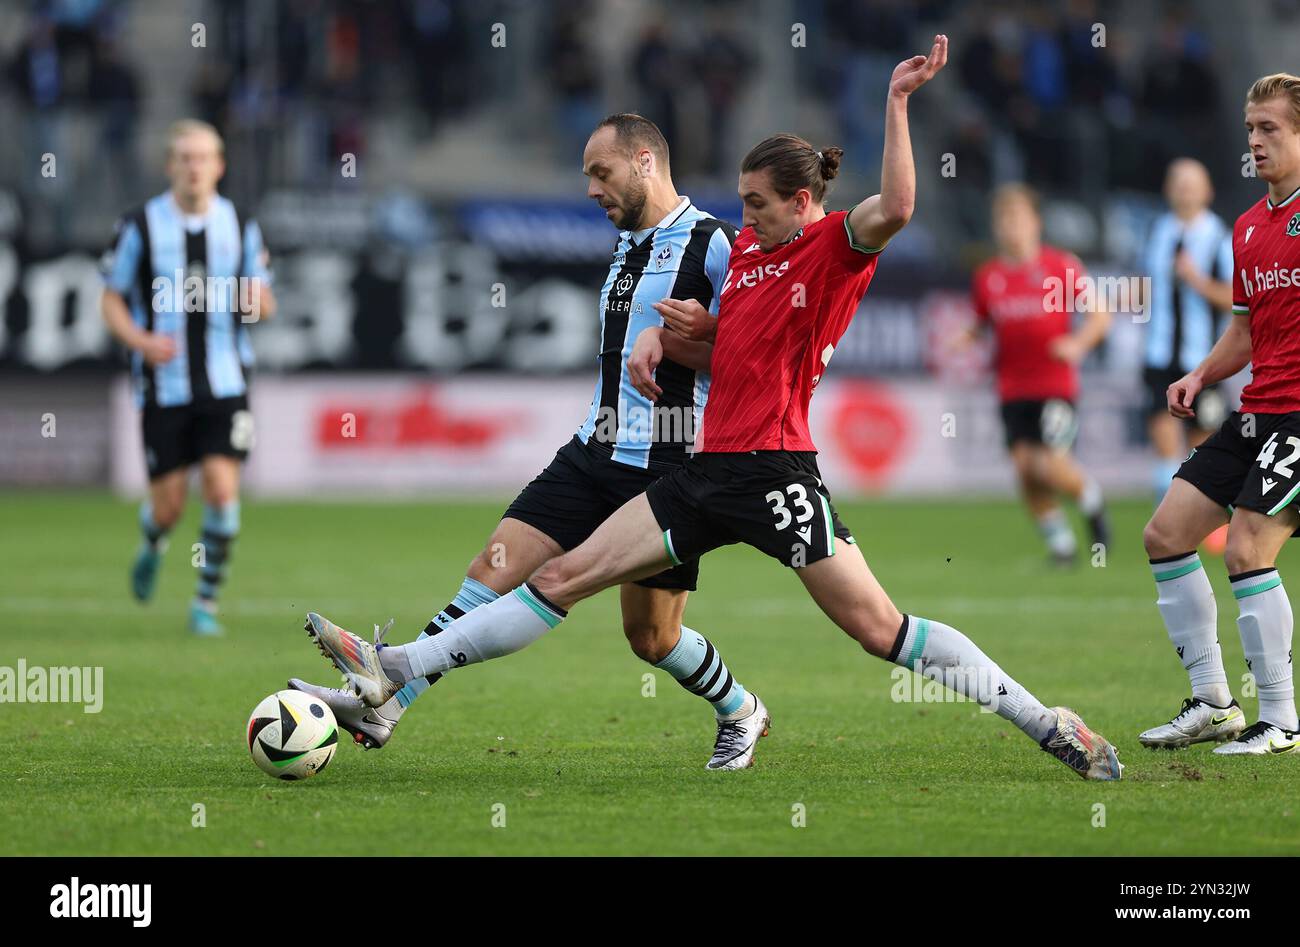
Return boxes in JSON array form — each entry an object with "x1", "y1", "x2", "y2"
[{"x1": 246, "y1": 689, "x2": 339, "y2": 780}]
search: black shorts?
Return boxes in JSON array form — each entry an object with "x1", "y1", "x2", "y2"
[
  {"x1": 1143, "y1": 366, "x2": 1227, "y2": 431},
  {"x1": 645, "y1": 451, "x2": 855, "y2": 569},
  {"x1": 1176, "y1": 410, "x2": 1300, "y2": 519},
  {"x1": 503, "y1": 436, "x2": 699, "y2": 591},
  {"x1": 141, "y1": 396, "x2": 254, "y2": 480},
  {"x1": 1000, "y1": 398, "x2": 1078, "y2": 450}
]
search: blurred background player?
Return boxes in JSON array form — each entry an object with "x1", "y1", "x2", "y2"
[
  {"x1": 1140, "y1": 73, "x2": 1300, "y2": 755},
  {"x1": 100, "y1": 119, "x2": 275, "y2": 636},
  {"x1": 967, "y1": 184, "x2": 1112, "y2": 565},
  {"x1": 1140, "y1": 157, "x2": 1234, "y2": 553}
]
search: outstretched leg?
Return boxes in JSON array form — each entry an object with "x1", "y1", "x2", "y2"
[
  {"x1": 794, "y1": 542, "x2": 1122, "y2": 780},
  {"x1": 308, "y1": 494, "x2": 672, "y2": 704}
]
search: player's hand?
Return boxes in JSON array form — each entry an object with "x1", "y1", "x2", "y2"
[
  {"x1": 654, "y1": 298, "x2": 716, "y2": 343},
  {"x1": 1049, "y1": 335, "x2": 1086, "y2": 364},
  {"x1": 946, "y1": 324, "x2": 979, "y2": 354},
  {"x1": 888, "y1": 34, "x2": 948, "y2": 98},
  {"x1": 628, "y1": 327, "x2": 664, "y2": 402},
  {"x1": 138, "y1": 332, "x2": 177, "y2": 366},
  {"x1": 1174, "y1": 250, "x2": 1201, "y2": 285},
  {"x1": 1167, "y1": 372, "x2": 1203, "y2": 419}
]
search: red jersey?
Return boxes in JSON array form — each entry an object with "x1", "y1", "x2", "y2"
[
  {"x1": 1232, "y1": 187, "x2": 1300, "y2": 413},
  {"x1": 696, "y1": 210, "x2": 880, "y2": 453},
  {"x1": 970, "y1": 246, "x2": 1085, "y2": 402}
]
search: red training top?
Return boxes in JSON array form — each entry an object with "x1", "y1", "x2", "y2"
[{"x1": 697, "y1": 210, "x2": 880, "y2": 452}]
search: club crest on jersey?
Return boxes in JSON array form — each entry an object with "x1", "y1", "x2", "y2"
[
  {"x1": 654, "y1": 245, "x2": 673, "y2": 269},
  {"x1": 1288, "y1": 212, "x2": 1300, "y2": 237}
]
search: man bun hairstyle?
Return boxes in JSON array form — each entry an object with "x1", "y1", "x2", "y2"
[{"x1": 742, "y1": 134, "x2": 844, "y2": 203}]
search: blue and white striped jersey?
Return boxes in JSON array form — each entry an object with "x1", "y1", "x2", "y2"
[
  {"x1": 102, "y1": 191, "x2": 271, "y2": 408},
  {"x1": 1142, "y1": 209, "x2": 1233, "y2": 373},
  {"x1": 576, "y1": 197, "x2": 736, "y2": 471}
]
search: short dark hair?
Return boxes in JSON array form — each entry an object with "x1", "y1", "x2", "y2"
[
  {"x1": 594, "y1": 113, "x2": 670, "y2": 166},
  {"x1": 741, "y1": 134, "x2": 843, "y2": 203}
]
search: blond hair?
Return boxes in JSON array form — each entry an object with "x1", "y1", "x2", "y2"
[
  {"x1": 1245, "y1": 73, "x2": 1300, "y2": 128},
  {"x1": 166, "y1": 119, "x2": 225, "y2": 158},
  {"x1": 991, "y1": 182, "x2": 1040, "y2": 216}
]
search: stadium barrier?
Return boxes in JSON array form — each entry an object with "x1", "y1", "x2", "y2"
[{"x1": 101, "y1": 374, "x2": 1165, "y2": 499}]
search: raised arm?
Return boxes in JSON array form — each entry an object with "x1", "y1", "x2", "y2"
[{"x1": 846, "y1": 34, "x2": 948, "y2": 252}]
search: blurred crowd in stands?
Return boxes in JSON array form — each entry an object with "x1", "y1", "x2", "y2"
[{"x1": 0, "y1": 0, "x2": 1284, "y2": 255}]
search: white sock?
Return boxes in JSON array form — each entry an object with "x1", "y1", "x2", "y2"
[
  {"x1": 1079, "y1": 477, "x2": 1104, "y2": 517},
  {"x1": 1231, "y1": 569, "x2": 1298, "y2": 731},
  {"x1": 388, "y1": 577, "x2": 501, "y2": 715},
  {"x1": 1150, "y1": 552, "x2": 1231, "y2": 706},
  {"x1": 1036, "y1": 509, "x2": 1076, "y2": 558},
  {"x1": 386, "y1": 583, "x2": 566, "y2": 681},
  {"x1": 890, "y1": 615, "x2": 1056, "y2": 744}
]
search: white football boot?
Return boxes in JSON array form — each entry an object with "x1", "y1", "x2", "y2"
[
  {"x1": 288, "y1": 678, "x2": 399, "y2": 750},
  {"x1": 705, "y1": 694, "x2": 770, "y2": 770},
  {"x1": 1039, "y1": 707, "x2": 1123, "y2": 780},
  {"x1": 304, "y1": 612, "x2": 403, "y2": 707},
  {"x1": 1212, "y1": 720, "x2": 1300, "y2": 756},
  {"x1": 1138, "y1": 697, "x2": 1246, "y2": 749}
]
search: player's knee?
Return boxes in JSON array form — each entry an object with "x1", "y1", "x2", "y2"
[
  {"x1": 530, "y1": 553, "x2": 588, "y2": 603},
  {"x1": 466, "y1": 547, "x2": 496, "y2": 584},
  {"x1": 622, "y1": 618, "x2": 674, "y2": 663},
  {"x1": 845, "y1": 603, "x2": 904, "y2": 659},
  {"x1": 152, "y1": 499, "x2": 184, "y2": 530},
  {"x1": 1224, "y1": 530, "x2": 1265, "y2": 575},
  {"x1": 1142, "y1": 515, "x2": 1180, "y2": 558}
]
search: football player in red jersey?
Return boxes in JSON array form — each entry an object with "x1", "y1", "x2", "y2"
[
  {"x1": 303, "y1": 35, "x2": 1124, "y2": 780},
  {"x1": 967, "y1": 184, "x2": 1112, "y2": 565},
  {"x1": 1140, "y1": 73, "x2": 1300, "y2": 756}
]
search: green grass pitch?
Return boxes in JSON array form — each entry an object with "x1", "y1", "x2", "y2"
[{"x1": 2, "y1": 492, "x2": 1297, "y2": 856}]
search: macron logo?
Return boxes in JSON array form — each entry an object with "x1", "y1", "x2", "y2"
[
  {"x1": 743, "y1": 242, "x2": 762, "y2": 254},
  {"x1": 1245, "y1": 225, "x2": 1255, "y2": 244},
  {"x1": 50, "y1": 877, "x2": 152, "y2": 927}
]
